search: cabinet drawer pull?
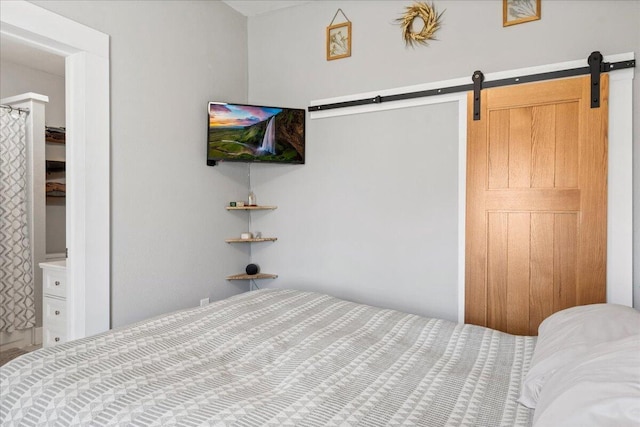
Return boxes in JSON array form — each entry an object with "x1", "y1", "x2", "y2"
[
  {"x1": 55, "y1": 281, "x2": 60, "y2": 286},
  {"x1": 55, "y1": 310, "x2": 60, "y2": 315},
  {"x1": 54, "y1": 337, "x2": 60, "y2": 342}
]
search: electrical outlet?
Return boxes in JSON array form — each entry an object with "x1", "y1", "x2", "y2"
[{"x1": 199, "y1": 298, "x2": 210, "y2": 307}]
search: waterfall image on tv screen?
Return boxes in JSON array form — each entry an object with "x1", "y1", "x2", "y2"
[{"x1": 207, "y1": 102, "x2": 305, "y2": 165}]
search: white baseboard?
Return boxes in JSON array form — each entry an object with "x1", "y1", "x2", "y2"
[{"x1": 0, "y1": 326, "x2": 42, "y2": 351}]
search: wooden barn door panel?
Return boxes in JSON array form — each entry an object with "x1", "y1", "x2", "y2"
[
  {"x1": 529, "y1": 213, "x2": 555, "y2": 332},
  {"x1": 465, "y1": 75, "x2": 608, "y2": 335}
]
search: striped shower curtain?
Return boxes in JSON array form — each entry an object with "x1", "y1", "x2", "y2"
[{"x1": 0, "y1": 107, "x2": 35, "y2": 333}]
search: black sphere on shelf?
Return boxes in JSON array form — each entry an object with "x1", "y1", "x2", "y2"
[{"x1": 245, "y1": 263, "x2": 259, "y2": 275}]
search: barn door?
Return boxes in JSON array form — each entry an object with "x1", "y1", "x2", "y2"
[{"x1": 465, "y1": 75, "x2": 608, "y2": 335}]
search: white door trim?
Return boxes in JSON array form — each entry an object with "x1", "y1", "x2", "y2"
[
  {"x1": 1, "y1": 0, "x2": 111, "y2": 338},
  {"x1": 310, "y1": 52, "x2": 634, "y2": 323}
]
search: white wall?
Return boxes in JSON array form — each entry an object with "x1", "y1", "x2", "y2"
[
  {"x1": 251, "y1": 103, "x2": 460, "y2": 321},
  {"x1": 0, "y1": 61, "x2": 65, "y2": 127},
  {"x1": 31, "y1": 0, "x2": 251, "y2": 327},
  {"x1": 247, "y1": 1, "x2": 640, "y2": 318}
]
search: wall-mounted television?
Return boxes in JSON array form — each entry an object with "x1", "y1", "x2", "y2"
[{"x1": 207, "y1": 102, "x2": 305, "y2": 165}]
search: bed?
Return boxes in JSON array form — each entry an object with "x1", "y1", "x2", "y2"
[{"x1": 1, "y1": 289, "x2": 638, "y2": 426}]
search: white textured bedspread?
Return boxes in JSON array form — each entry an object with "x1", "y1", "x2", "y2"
[{"x1": 1, "y1": 289, "x2": 536, "y2": 426}]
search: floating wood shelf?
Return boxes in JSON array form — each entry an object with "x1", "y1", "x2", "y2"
[
  {"x1": 226, "y1": 205, "x2": 277, "y2": 211},
  {"x1": 226, "y1": 273, "x2": 278, "y2": 280},
  {"x1": 46, "y1": 137, "x2": 65, "y2": 144},
  {"x1": 224, "y1": 203, "x2": 278, "y2": 284},
  {"x1": 225, "y1": 237, "x2": 278, "y2": 243}
]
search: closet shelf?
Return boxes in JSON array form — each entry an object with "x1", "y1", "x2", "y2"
[
  {"x1": 46, "y1": 182, "x2": 66, "y2": 198},
  {"x1": 45, "y1": 126, "x2": 66, "y2": 144},
  {"x1": 46, "y1": 160, "x2": 65, "y2": 174}
]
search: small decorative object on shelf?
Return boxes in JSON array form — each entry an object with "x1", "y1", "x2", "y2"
[
  {"x1": 240, "y1": 232, "x2": 253, "y2": 240},
  {"x1": 236, "y1": 201, "x2": 245, "y2": 207},
  {"x1": 246, "y1": 264, "x2": 260, "y2": 275},
  {"x1": 229, "y1": 201, "x2": 237, "y2": 207},
  {"x1": 248, "y1": 191, "x2": 257, "y2": 206}
]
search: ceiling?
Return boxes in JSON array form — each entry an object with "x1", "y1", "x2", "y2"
[
  {"x1": 222, "y1": 0, "x2": 310, "y2": 17},
  {"x1": 0, "y1": 1, "x2": 311, "y2": 77}
]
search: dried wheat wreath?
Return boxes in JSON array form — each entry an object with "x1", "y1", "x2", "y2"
[{"x1": 397, "y1": 2, "x2": 443, "y2": 47}]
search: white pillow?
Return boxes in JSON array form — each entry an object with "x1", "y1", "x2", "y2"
[
  {"x1": 519, "y1": 303, "x2": 640, "y2": 408},
  {"x1": 532, "y1": 334, "x2": 640, "y2": 427}
]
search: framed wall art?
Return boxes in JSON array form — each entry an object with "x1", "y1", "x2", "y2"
[
  {"x1": 326, "y1": 9, "x2": 351, "y2": 61},
  {"x1": 503, "y1": 0, "x2": 541, "y2": 27},
  {"x1": 327, "y1": 21, "x2": 351, "y2": 60}
]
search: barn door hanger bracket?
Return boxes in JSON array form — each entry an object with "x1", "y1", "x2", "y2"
[
  {"x1": 472, "y1": 70, "x2": 484, "y2": 121},
  {"x1": 589, "y1": 51, "x2": 636, "y2": 108},
  {"x1": 588, "y1": 51, "x2": 604, "y2": 108}
]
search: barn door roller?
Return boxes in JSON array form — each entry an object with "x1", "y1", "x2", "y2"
[
  {"x1": 472, "y1": 71, "x2": 484, "y2": 121},
  {"x1": 588, "y1": 51, "x2": 604, "y2": 108}
]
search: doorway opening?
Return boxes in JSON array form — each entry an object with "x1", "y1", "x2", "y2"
[{"x1": 1, "y1": 1, "x2": 111, "y2": 342}]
